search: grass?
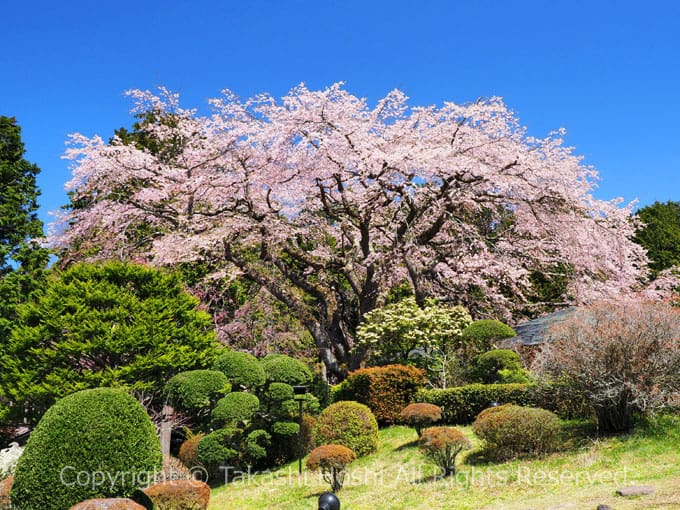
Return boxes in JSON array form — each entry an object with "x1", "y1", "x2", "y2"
[{"x1": 209, "y1": 415, "x2": 680, "y2": 509}]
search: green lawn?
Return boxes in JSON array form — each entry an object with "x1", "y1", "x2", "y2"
[{"x1": 209, "y1": 416, "x2": 680, "y2": 510}]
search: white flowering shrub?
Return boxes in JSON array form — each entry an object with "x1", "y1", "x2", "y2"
[{"x1": 0, "y1": 442, "x2": 23, "y2": 478}]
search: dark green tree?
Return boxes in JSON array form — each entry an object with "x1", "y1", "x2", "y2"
[
  {"x1": 634, "y1": 201, "x2": 680, "y2": 275},
  {"x1": 0, "y1": 261, "x2": 219, "y2": 425},
  {"x1": 0, "y1": 116, "x2": 46, "y2": 274},
  {"x1": 0, "y1": 116, "x2": 50, "y2": 363}
]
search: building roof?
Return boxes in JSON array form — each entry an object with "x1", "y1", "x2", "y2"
[{"x1": 506, "y1": 307, "x2": 576, "y2": 346}]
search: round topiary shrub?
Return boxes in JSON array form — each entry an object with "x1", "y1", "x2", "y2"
[
  {"x1": 418, "y1": 426, "x2": 471, "y2": 476},
  {"x1": 260, "y1": 354, "x2": 313, "y2": 386},
  {"x1": 143, "y1": 480, "x2": 210, "y2": 510},
  {"x1": 213, "y1": 351, "x2": 266, "y2": 390},
  {"x1": 210, "y1": 392, "x2": 260, "y2": 428},
  {"x1": 470, "y1": 349, "x2": 530, "y2": 384},
  {"x1": 307, "y1": 444, "x2": 356, "y2": 492},
  {"x1": 315, "y1": 401, "x2": 379, "y2": 457},
  {"x1": 166, "y1": 370, "x2": 231, "y2": 418},
  {"x1": 399, "y1": 403, "x2": 443, "y2": 436},
  {"x1": 472, "y1": 404, "x2": 562, "y2": 460},
  {"x1": 272, "y1": 422, "x2": 299, "y2": 437},
  {"x1": 461, "y1": 320, "x2": 517, "y2": 359},
  {"x1": 10, "y1": 388, "x2": 162, "y2": 510},
  {"x1": 266, "y1": 382, "x2": 294, "y2": 402}
]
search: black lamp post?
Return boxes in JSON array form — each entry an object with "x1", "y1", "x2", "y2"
[
  {"x1": 318, "y1": 492, "x2": 340, "y2": 510},
  {"x1": 293, "y1": 384, "x2": 308, "y2": 475}
]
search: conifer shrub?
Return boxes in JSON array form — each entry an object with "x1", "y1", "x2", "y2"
[
  {"x1": 178, "y1": 433, "x2": 205, "y2": 470},
  {"x1": 196, "y1": 429, "x2": 239, "y2": 482},
  {"x1": 307, "y1": 445, "x2": 356, "y2": 492},
  {"x1": 399, "y1": 403, "x2": 443, "y2": 436},
  {"x1": 166, "y1": 370, "x2": 231, "y2": 419},
  {"x1": 210, "y1": 392, "x2": 260, "y2": 428},
  {"x1": 333, "y1": 364, "x2": 426, "y2": 425},
  {"x1": 418, "y1": 427, "x2": 471, "y2": 476},
  {"x1": 472, "y1": 404, "x2": 562, "y2": 460},
  {"x1": 10, "y1": 388, "x2": 162, "y2": 510},
  {"x1": 315, "y1": 401, "x2": 379, "y2": 457},
  {"x1": 260, "y1": 354, "x2": 313, "y2": 386},
  {"x1": 470, "y1": 349, "x2": 530, "y2": 384},
  {"x1": 213, "y1": 351, "x2": 265, "y2": 390},
  {"x1": 460, "y1": 320, "x2": 516, "y2": 360}
]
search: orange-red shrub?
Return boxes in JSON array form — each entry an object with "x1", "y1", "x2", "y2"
[
  {"x1": 399, "y1": 403, "x2": 442, "y2": 436},
  {"x1": 418, "y1": 427, "x2": 470, "y2": 476},
  {"x1": 307, "y1": 445, "x2": 357, "y2": 492},
  {"x1": 178, "y1": 433, "x2": 205, "y2": 469},
  {"x1": 143, "y1": 480, "x2": 210, "y2": 510},
  {"x1": 334, "y1": 364, "x2": 426, "y2": 425}
]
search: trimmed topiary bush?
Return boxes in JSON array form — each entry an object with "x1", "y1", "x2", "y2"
[
  {"x1": 419, "y1": 427, "x2": 471, "y2": 476},
  {"x1": 196, "y1": 429, "x2": 239, "y2": 482},
  {"x1": 315, "y1": 401, "x2": 379, "y2": 457},
  {"x1": 333, "y1": 364, "x2": 427, "y2": 425},
  {"x1": 10, "y1": 388, "x2": 162, "y2": 510},
  {"x1": 265, "y1": 382, "x2": 294, "y2": 402},
  {"x1": 460, "y1": 320, "x2": 516, "y2": 360},
  {"x1": 301, "y1": 414, "x2": 318, "y2": 455},
  {"x1": 210, "y1": 392, "x2": 260, "y2": 428},
  {"x1": 213, "y1": 351, "x2": 266, "y2": 390},
  {"x1": 399, "y1": 403, "x2": 443, "y2": 436},
  {"x1": 272, "y1": 422, "x2": 299, "y2": 436},
  {"x1": 472, "y1": 404, "x2": 562, "y2": 460},
  {"x1": 307, "y1": 445, "x2": 356, "y2": 492},
  {"x1": 260, "y1": 354, "x2": 313, "y2": 386},
  {"x1": 166, "y1": 370, "x2": 231, "y2": 419},
  {"x1": 470, "y1": 349, "x2": 530, "y2": 384}
]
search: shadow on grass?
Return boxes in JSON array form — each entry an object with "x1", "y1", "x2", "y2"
[
  {"x1": 395, "y1": 439, "x2": 419, "y2": 451},
  {"x1": 411, "y1": 471, "x2": 451, "y2": 484}
]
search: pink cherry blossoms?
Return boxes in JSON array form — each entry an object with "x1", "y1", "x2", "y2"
[{"x1": 50, "y1": 83, "x2": 651, "y2": 378}]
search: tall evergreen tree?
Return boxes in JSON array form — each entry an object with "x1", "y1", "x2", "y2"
[
  {"x1": 634, "y1": 200, "x2": 680, "y2": 275},
  {"x1": 0, "y1": 116, "x2": 49, "y2": 347}
]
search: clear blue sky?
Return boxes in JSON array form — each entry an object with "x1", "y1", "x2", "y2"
[{"x1": 3, "y1": 0, "x2": 679, "y2": 229}]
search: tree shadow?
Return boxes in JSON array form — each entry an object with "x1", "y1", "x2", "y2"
[
  {"x1": 395, "y1": 439, "x2": 419, "y2": 451},
  {"x1": 411, "y1": 472, "x2": 449, "y2": 484}
]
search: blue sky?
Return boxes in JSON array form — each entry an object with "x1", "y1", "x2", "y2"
[{"x1": 3, "y1": 0, "x2": 679, "y2": 229}]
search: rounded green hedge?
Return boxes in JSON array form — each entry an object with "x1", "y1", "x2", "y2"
[
  {"x1": 166, "y1": 370, "x2": 231, "y2": 415},
  {"x1": 471, "y1": 349, "x2": 529, "y2": 384},
  {"x1": 472, "y1": 404, "x2": 562, "y2": 460},
  {"x1": 10, "y1": 388, "x2": 162, "y2": 510},
  {"x1": 260, "y1": 354, "x2": 313, "y2": 386},
  {"x1": 211, "y1": 392, "x2": 260, "y2": 427},
  {"x1": 315, "y1": 401, "x2": 379, "y2": 457},
  {"x1": 196, "y1": 428, "x2": 239, "y2": 481},
  {"x1": 266, "y1": 382, "x2": 294, "y2": 402},
  {"x1": 213, "y1": 350, "x2": 266, "y2": 389}
]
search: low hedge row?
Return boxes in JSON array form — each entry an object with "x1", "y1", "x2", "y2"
[
  {"x1": 417, "y1": 384, "x2": 532, "y2": 424},
  {"x1": 417, "y1": 382, "x2": 591, "y2": 424}
]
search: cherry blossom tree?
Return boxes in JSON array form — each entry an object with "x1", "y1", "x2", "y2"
[{"x1": 51, "y1": 84, "x2": 648, "y2": 380}]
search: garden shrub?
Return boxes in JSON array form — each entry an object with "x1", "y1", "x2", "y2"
[
  {"x1": 166, "y1": 370, "x2": 231, "y2": 419},
  {"x1": 417, "y1": 383, "x2": 533, "y2": 424},
  {"x1": 470, "y1": 349, "x2": 530, "y2": 384},
  {"x1": 301, "y1": 414, "x2": 318, "y2": 454},
  {"x1": 266, "y1": 382, "x2": 294, "y2": 402},
  {"x1": 418, "y1": 427, "x2": 470, "y2": 476},
  {"x1": 333, "y1": 364, "x2": 426, "y2": 425},
  {"x1": 460, "y1": 320, "x2": 516, "y2": 360},
  {"x1": 213, "y1": 350, "x2": 266, "y2": 390},
  {"x1": 399, "y1": 403, "x2": 442, "y2": 436},
  {"x1": 307, "y1": 445, "x2": 356, "y2": 492},
  {"x1": 533, "y1": 301, "x2": 680, "y2": 432},
  {"x1": 196, "y1": 429, "x2": 239, "y2": 481},
  {"x1": 472, "y1": 404, "x2": 562, "y2": 460},
  {"x1": 210, "y1": 392, "x2": 260, "y2": 428},
  {"x1": 10, "y1": 388, "x2": 162, "y2": 510},
  {"x1": 243, "y1": 429, "x2": 271, "y2": 463},
  {"x1": 260, "y1": 354, "x2": 313, "y2": 386},
  {"x1": 178, "y1": 433, "x2": 205, "y2": 469},
  {"x1": 272, "y1": 421, "x2": 299, "y2": 436},
  {"x1": 143, "y1": 480, "x2": 210, "y2": 510},
  {"x1": 315, "y1": 401, "x2": 379, "y2": 457},
  {"x1": 69, "y1": 498, "x2": 147, "y2": 510}
]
